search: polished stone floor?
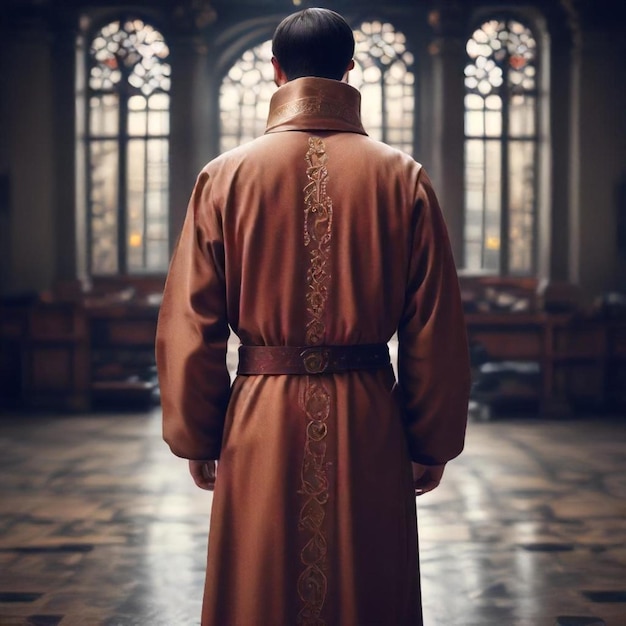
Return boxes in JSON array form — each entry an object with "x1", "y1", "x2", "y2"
[{"x1": 0, "y1": 409, "x2": 625, "y2": 626}]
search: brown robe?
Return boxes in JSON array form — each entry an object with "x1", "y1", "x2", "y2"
[{"x1": 156, "y1": 77, "x2": 471, "y2": 626}]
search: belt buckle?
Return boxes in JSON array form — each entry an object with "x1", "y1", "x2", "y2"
[{"x1": 300, "y1": 347, "x2": 330, "y2": 374}]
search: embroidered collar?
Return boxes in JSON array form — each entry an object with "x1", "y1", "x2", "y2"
[{"x1": 265, "y1": 77, "x2": 367, "y2": 136}]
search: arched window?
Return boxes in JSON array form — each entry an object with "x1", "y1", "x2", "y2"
[
  {"x1": 351, "y1": 21, "x2": 415, "y2": 154},
  {"x1": 87, "y1": 18, "x2": 171, "y2": 275},
  {"x1": 219, "y1": 21, "x2": 415, "y2": 154},
  {"x1": 464, "y1": 18, "x2": 538, "y2": 275},
  {"x1": 220, "y1": 40, "x2": 275, "y2": 152}
]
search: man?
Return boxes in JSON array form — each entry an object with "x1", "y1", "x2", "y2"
[{"x1": 156, "y1": 7, "x2": 470, "y2": 626}]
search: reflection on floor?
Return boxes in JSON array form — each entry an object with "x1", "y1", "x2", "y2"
[{"x1": 0, "y1": 410, "x2": 624, "y2": 626}]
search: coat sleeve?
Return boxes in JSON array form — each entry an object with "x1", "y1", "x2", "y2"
[
  {"x1": 155, "y1": 170, "x2": 231, "y2": 460},
  {"x1": 397, "y1": 168, "x2": 471, "y2": 466}
]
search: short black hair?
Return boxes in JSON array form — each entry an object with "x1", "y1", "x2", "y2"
[{"x1": 272, "y1": 8, "x2": 355, "y2": 81}]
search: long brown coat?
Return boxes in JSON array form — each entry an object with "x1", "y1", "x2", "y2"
[{"x1": 156, "y1": 77, "x2": 471, "y2": 626}]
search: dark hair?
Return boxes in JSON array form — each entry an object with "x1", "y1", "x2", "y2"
[{"x1": 272, "y1": 8, "x2": 355, "y2": 81}]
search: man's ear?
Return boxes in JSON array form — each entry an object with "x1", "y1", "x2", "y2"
[
  {"x1": 342, "y1": 59, "x2": 355, "y2": 82},
  {"x1": 272, "y1": 56, "x2": 288, "y2": 86}
]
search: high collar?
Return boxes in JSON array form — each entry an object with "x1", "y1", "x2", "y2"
[{"x1": 265, "y1": 77, "x2": 367, "y2": 136}]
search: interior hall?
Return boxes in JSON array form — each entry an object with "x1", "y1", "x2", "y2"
[{"x1": 0, "y1": 0, "x2": 625, "y2": 625}]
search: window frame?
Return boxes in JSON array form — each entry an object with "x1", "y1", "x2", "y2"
[
  {"x1": 83, "y1": 14, "x2": 171, "y2": 277},
  {"x1": 463, "y1": 12, "x2": 542, "y2": 277}
]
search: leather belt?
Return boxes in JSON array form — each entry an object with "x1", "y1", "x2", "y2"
[{"x1": 237, "y1": 343, "x2": 390, "y2": 375}]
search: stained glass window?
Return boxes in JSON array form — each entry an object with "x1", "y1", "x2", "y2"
[
  {"x1": 220, "y1": 40, "x2": 275, "y2": 152},
  {"x1": 87, "y1": 19, "x2": 171, "y2": 275},
  {"x1": 351, "y1": 21, "x2": 414, "y2": 154},
  {"x1": 464, "y1": 18, "x2": 538, "y2": 275},
  {"x1": 219, "y1": 22, "x2": 414, "y2": 154}
]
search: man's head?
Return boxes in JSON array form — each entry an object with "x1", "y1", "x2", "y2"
[{"x1": 271, "y1": 8, "x2": 355, "y2": 85}]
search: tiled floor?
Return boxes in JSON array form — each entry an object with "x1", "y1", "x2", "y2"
[{"x1": 0, "y1": 409, "x2": 625, "y2": 626}]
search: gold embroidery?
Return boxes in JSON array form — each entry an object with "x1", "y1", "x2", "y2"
[
  {"x1": 297, "y1": 379, "x2": 330, "y2": 626},
  {"x1": 297, "y1": 136, "x2": 333, "y2": 626},
  {"x1": 304, "y1": 136, "x2": 332, "y2": 346}
]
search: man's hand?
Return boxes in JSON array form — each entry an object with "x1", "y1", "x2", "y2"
[
  {"x1": 189, "y1": 460, "x2": 217, "y2": 490},
  {"x1": 412, "y1": 462, "x2": 445, "y2": 496}
]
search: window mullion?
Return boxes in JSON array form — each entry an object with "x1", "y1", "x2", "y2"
[
  {"x1": 380, "y1": 63, "x2": 388, "y2": 145},
  {"x1": 481, "y1": 137, "x2": 488, "y2": 269},
  {"x1": 501, "y1": 62, "x2": 510, "y2": 276},
  {"x1": 118, "y1": 82, "x2": 129, "y2": 275},
  {"x1": 142, "y1": 108, "x2": 149, "y2": 271}
]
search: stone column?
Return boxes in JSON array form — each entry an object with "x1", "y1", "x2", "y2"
[
  {"x1": 567, "y1": 4, "x2": 626, "y2": 300},
  {"x1": 542, "y1": 16, "x2": 573, "y2": 285},
  {"x1": 2, "y1": 13, "x2": 57, "y2": 294},
  {"x1": 0, "y1": 20, "x2": 10, "y2": 294},
  {"x1": 531, "y1": 5, "x2": 576, "y2": 305},
  {"x1": 427, "y1": 1, "x2": 468, "y2": 266},
  {"x1": 168, "y1": 1, "x2": 217, "y2": 244},
  {"x1": 51, "y1": 10, "x2": 82, "y2": 287}
]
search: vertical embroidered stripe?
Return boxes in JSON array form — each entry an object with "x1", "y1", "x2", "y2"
[
  {"x1": 297, "y1": 136, "x2": 332, "y2": 626},
  {"x1": 304, "y1": 136, "x2": 333, "y2": 346}
]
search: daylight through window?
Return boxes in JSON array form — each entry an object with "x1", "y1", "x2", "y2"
[
  {"x1": 463, "y1": 18, "x2": 538, "y2": 275},
  {"x1": 87, "y1": 18, "x2": 171, "y2": 275},
  {"x1": 219, "y1": 21, "x2": 415, "y2": 154}
]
